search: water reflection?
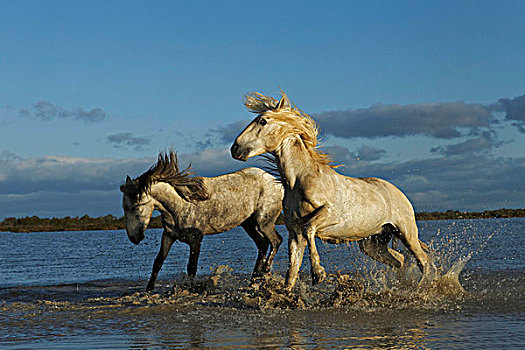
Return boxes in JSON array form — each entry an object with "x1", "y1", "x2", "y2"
[{"x1": 120, "y1": 306, "x2": 440, "y2": 349}]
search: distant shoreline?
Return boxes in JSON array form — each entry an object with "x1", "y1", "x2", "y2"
[{"x1": 0, "y1": 208, "x2": 523, "y2": 233}]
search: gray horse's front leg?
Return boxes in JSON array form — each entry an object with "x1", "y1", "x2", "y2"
[{"x1": 147, "y1": 231, "x2": 175, "y2": 292}]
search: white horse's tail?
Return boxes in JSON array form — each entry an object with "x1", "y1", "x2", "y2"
[
  {"x1": 419, "y1": 239, "x2": 431, "y2": 253},
  {"x1": 392, "y1": 237, "x2": 431, "y2": 253}
]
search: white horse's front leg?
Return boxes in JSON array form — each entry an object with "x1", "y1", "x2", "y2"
[
  {"x1": 285, "y1": 230, "x2": 307, "y2": 291},
  {"x1": 305, "y1": 227, "x2": 326, "y2": 285}
]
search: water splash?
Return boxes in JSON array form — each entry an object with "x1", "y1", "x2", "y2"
[
  {"x1": 104, "y1": 223, "x2": 500, "y2": 310},
  {"x1": 432, "y1": 256, "x2": 469, "y2": 295},
  {"x1": 312, "y1": 219, "x2": 504, "y2": 308},
  {"x1": 0, "y1": 221, "x2": 506, "y2": 313}
]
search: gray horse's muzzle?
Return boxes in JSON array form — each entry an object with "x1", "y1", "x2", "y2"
[{"x1": 127, "y1": 229, "x2": 145, "y2": 245}]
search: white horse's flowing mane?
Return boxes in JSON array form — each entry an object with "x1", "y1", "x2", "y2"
[{"x1": 244, "y1": 91, "x2": 337, "y2": 168}]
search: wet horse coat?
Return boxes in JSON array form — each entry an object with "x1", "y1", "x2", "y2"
[
  {"x1": 231, "y1": 91, "x2": 434, "y2": 290},
  {"x1": 120, "y1": 151, "x2": 284, "y2": 291}
]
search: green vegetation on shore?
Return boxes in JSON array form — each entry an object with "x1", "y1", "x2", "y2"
[
  {"x1": 415, "y1": 208, "x2": 525, "y2": 221},
  {"x1": 0, "y1": 215, "x2": 162, "y2": 233},
  {"x1": 0, "y1": 208, "x2": 523, "y2": 233}
]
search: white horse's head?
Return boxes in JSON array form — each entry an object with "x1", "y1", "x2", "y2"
[
  {"x1": 120, "y1": 175, "x2": 155, "y2": 245},
  {"x1": 231, "y1": 93, "x2": 291, "y2": 161},
  {"x1": 231, "y1": 91, "x2": 331, "y2": 165}
]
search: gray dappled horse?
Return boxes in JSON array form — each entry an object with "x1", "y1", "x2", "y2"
[
  {"x1": 231, "y1": 91, "x2": 435, "y2": 291},
  {"x1": 120, "y1": 150, "x2": 283, "y2": 292}
]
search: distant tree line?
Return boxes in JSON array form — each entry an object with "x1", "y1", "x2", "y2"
[
  {"x1": 414, "y1": 208, "x2": 525, "y2": 221},
  {"x1": 0, "y1": 214, "x2": 163, "y2": 233},
  {"x1": 0, "y1": 208, "x2": 523, "y2": 233}
]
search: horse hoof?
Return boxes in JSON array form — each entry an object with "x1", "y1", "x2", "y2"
[
  {"x1": 312, "y1": 267, "x2": 327, "y2": 285},
  {"x1": 418, "y1": 264, "x2": 437, "y2": 287},
  {"x1": 251, "y1": 272, "x2": 263, "y2": 280}
]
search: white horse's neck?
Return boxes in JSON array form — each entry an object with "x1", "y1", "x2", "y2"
[{"x1": 274, "y1": 135, "x2": 320, "y2": 189}]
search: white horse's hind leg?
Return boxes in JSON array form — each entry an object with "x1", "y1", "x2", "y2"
[
  {"x1": 396, "y1": 221, "x2": 436, "y2": 285},
  {"x1": 358, "y1": 228, "x2": 404, "y2": 268},
  {"x1": 388, "y1": 248, "x2": 405, "y2": 267}
]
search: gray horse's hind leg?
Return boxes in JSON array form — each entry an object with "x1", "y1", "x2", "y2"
[
  {"x1": 147, "y1": 231, "x2": 175, "y2": 292},
  {"x1": 253, "y1": 208, "x2": 283, "y2": 274},
  {"x1": 241, "y1": 218, "x2": 270, "y2": 279},
  {"x1": 358, "y1": 225, "x2": 404, "y2": 269},
  {"x1": 261, "y1": 227, "x2": 282, "y2": 273},
  {"x1": 187, "y1": 236, "x2": 203, "y2": 279}
]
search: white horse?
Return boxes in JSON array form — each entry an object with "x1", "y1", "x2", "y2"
[
  {"x1": 120, "y1": 150, "x2": 284, "y2": 291},
  {"x1": 231, "y1": 91, "x2": 435, "y2": 290}
]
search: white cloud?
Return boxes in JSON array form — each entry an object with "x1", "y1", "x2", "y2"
[
  {"x1": 430, "y1": 131, "x2": 499, "y2": 156},
  {"x1": 314, "y1": 101, "x2": 494, "y2": 139},
  {"x1": 1, "y1": 134, "x2": 523, "y2": 219},
  {"x1": 492, "y1": 94, "x2": 525, "y2": 133},
  {"x1": 20, "y1": 100, "x2": 106, "y2": 123},
  {"x1": 0, "y1": 148, "x2": 252, "y2": 219},
  {"x1": 106, "y1": 132, "x2": 151, "y2": 150}
]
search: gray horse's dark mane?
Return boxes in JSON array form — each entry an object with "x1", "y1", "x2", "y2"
[{"x1": 121, "y1": 150, "x2": 209, "y2": 202}]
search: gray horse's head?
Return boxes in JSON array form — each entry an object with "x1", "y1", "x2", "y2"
[
  {"x1": 119, "y1": 150, "x2": 209, "y2": 245},
  {"x1": 120, "y1": 175, "x2": 155, "y2": 245}
]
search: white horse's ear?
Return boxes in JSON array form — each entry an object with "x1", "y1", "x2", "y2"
[{"x1": 276, "y1": 94, "x2": 291, "y2": 110}]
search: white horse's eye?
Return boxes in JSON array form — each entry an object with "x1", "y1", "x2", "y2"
[{"x1": 259, "y1": 118, "x2": 267, "y2": 126}]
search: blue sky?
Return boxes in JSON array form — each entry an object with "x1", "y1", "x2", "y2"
[{"x1": 1, "y1": 1, "x2": 524, "y2": 219}]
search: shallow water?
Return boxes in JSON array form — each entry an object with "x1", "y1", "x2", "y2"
[{"x1": 1, "y1": 218, "x2": 524, "y2": 349}]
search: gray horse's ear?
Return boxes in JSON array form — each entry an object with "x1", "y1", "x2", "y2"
[
  {"x1": 121, "y1": 175, "x2": 132, "y2": 192},
  {"x1": 276, "y1": 94, "x2": 291, "y2": 110}
]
